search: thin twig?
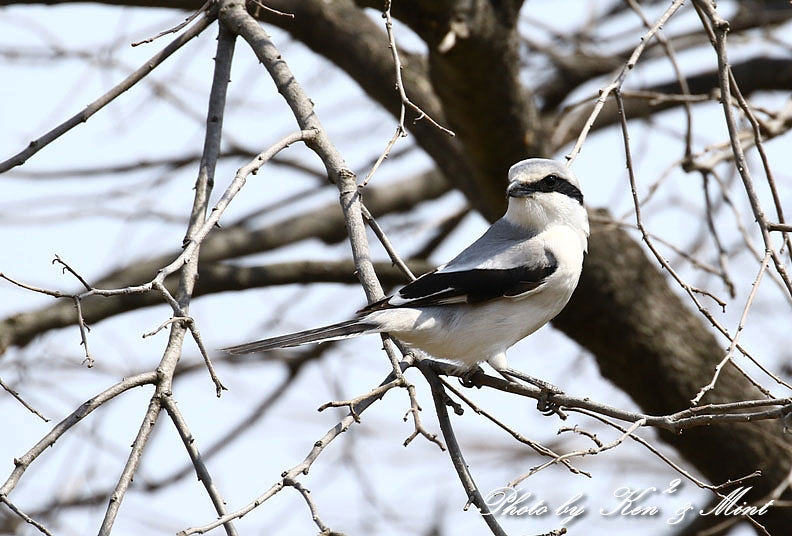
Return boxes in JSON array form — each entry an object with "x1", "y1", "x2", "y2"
[
  {"x1": 224, "y1": 0, "x2": 448, "y2": 459},
  {"x1": 97, "y1": 23, "x2": 238, "y2": 536},
  {"x1": 0, "y1": 495, "x2": 54, "y2": 536},
  {"x1": 142, "y1": 317, "x2": 184, "y2": 338},
  {"x1": 131, "y1": 0, "x2": 212, "y2": 47},
  {"x1": 0, "y1": 129, "x2": 319, "y2": 310},
  {"x1": 625, "y1": 0, "x2": 694, "y2": 158},
  {"x1": 401, "y1": 377, "x2": 446, "y2": 450},
  {"x1": 565, "y1": 0, "x2": 687, "y2": 164},
  {"x1": 360, "y1": 203, "x2": 416, "y2": 281},
  {"x1": 382, "y1": 0, "x2": 453, "y2": 140},
  {"x1": 0, "y1": 378, "x2": 49, "y2": 422},
  {"x1": 570, "y1": 405, "x2": 771, "y2": 536},
  {"x1": 185, "y1": 320, "x2": 228, "y2": 397},
  {"x1": 558, "y1": 425, "x2": 602, "y2": 448},
  {"x1": 725, "y1": 64, "x2": 792, "y2": 263},
  {"x1": 704, "y1": 166, "x2": 792, "y2": 303},
  {"x1": 0, "y1": 271, "x2": 97, "y2": 365},
  {"x1": 439, "y1": 377, "x2": 587, "y2": 477},
  {"x1": 509, "y1": 419, "x2": 646, "y2": 487},
  {"x1": 426, "y1": 360, "x2": 792, "y2": 432},
  {"x1": 52, "y1": 254, "x2": 92, "y2": 291},
  {"x1": 0, "y1": 372, "x2": 157, "y2": 498},
  {"x1": 284, "y1": 479, "x2": 330, "y2": 533},
  {"x1": 701, "y1": 171, "x2": 736, "y2": 297},
  {"x1": 590, "y1": 214, "x2": 725, "y2": 278},
  {"x1": 419, "y1": 362, "x2": 507, "y2": 536},
  {"x1": 72, "y1": 297, "x2": 94, "y2": 366},
  {"x1": 768, "y1": 223, "x2": 792, "y2": 233},
  {"x1": 0, "y1": 8, "x2": 216, "y2": 173},
  {"x1": 692, "y1": 251, "x2": 771, "y2": 405},
  {"x1": 142, "y1": 314, "x2": 228, "y2": 396},
  {"x1": 161, "y1": 394, "x2": 238, "y2": 536},
  {"x1": 57, "y1": 358, "x2": 311, "y2": 508},
  {"x1": 613, "y1": 89, "x2": 775, "y2": 396},
  {"x1": 694, "y1": 1, "x2": 792, "y2": 299},
  {"x1": 249, "y1": 0, "x2": 295, "y2": 18},
  {"x1": 359, "y1": 0, "x2": 453, "y2": 188},
  {"x1": 318, "y1": 378, "x2": 404, "y2": 422},
  {"x1": 179, "y1": 363, "x2": 409, "y2": 535}
]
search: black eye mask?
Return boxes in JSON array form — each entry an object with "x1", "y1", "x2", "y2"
[{"x1": 508, "y1": 174, "x2": 584, "y2": 205}]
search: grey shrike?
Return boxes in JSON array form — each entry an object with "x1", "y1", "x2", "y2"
[{"x1": 223, "y1": 158, "x2": 589, "y2": 372}]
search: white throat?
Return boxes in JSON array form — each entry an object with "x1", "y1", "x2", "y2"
[{"x1": 505, "y1": 196, "x2": 590, "y2": 252}]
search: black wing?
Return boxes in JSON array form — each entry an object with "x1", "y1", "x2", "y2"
[{"x1": 360, "y1": 251, "x2": 557, "y2": 313}]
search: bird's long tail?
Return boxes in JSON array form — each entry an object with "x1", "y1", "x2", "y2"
[{"x1": 221, "y1": 318, "x2": 379, "y2": 355}]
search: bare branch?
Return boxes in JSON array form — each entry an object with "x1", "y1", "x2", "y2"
[
  {"x1": 438, "y1": 377, "x2": 586, "y2": 478},
  {"x1": 0, "y1": 495, "x2": 53, "y2": 536},
  {"x1": 318, "y1": 378, "x2": 403, "y2": 423},
  {"x1": 426, "y1": 360, "x2": 792, "y2": 433},
  {"x1": 180, "y1": 362, "x2": 410, "y2": 536},
  {"x1": 419, "y1": 362, "x2": 507, "y2": 536},
  {"x1": 283, "y1": 479, "x2": 330, "y2": 533},
  {"x1": 693, "y1": 252, "x2": 771, "y2": 405},
  {"x1": 161, "y1": 394, "x2": 238, "y2": 536},
  {"x1": 131, "y1": 0, "x2": 212, "y2": 46},
  {"x1": 359, "y1": 0, "x2": 454, "y2": 188},
  {"x1": 52, "y1": 255, "x2": 92, "y2": 291},
  {"x1": 509, "y1": 419, "x2": 646, "y2": 487},
  {"x1": 249, "y1": 0, "x2": 294, "y2": 19},
  {"x1": 0, "y1": 372, "x2": 157, "y2": 498},
  {"x1": 0, "y1": 377, "x2": 48, "y2": 422},
  {"x1": 361, "y1": 203, "x2": 416, "y2": 281},
  {"x1": 98, "y1": 21, "x2": 238, "y2": 535},
  {"x1": 694, "y1": 0, "x2": 792, "y2": 299},
  {"x1": 0, "y1": 7, "x2": 216, "y2": 173},
  {"x1": 565, "y1": 0, "x2": 686, "y2": 165},
  {"x1": 0, "y1": 259, "x2": 433, "y2": 352}
]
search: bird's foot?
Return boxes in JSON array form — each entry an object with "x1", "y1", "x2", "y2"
[
  {"x1": 536, "y1": 389, "x2": 567, "y2": 419},
  {"x1": 499, "y1": 368, "x2": 566, "y2": 419},
  {"x1": 499, "y1": 367, "x2": 561, "y2": 391},
  {"x1": 458, "y1": 365, "x2": 485, "y2": 388}
]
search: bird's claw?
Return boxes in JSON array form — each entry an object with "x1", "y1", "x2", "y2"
[
  {"x1": 537, "y1": 387, "x2": 567, "y2": 419},
  {"x1": 458, "y1": 365, "x2": 485, "y2": 388},
  {"x1": 496, "y1": 368, "x2": 567, "y2": 418}
]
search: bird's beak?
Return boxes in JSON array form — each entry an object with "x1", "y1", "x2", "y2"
[{"x1": 507, "y1": 182, "x2": 535, "y2": 198}]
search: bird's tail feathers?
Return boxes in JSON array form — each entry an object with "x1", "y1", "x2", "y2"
[{"x1": 221, "y1": 318, "x2": 378, "y2": 355}]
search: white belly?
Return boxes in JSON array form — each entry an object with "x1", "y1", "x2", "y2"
[{"x1": 365, "y1": 278, "x2": 577, "y2": 367}]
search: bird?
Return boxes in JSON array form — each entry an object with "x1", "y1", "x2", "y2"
[{"x1": 222, "y1": 158, "x2": 589, "y2": 374}]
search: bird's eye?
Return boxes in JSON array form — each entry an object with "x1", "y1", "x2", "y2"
[{"x1": 544, "y1": 174, "x2": 559, "y2": 188}]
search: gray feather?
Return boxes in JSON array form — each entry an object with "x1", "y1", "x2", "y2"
[
  {"x1": 221, "y1": 319, "x2": 378, "y2": 354},
  {"x1": 438, "y1": 218, "x2": 542, "y2": 272}
]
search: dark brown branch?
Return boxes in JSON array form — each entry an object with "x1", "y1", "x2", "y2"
[{"x1": 0, "y1": 258, "x2": 431, "y2": 352}]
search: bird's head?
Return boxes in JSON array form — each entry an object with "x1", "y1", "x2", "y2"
[{"x1": 504, "y1": 158, "x2": 589, "y2": 237}]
